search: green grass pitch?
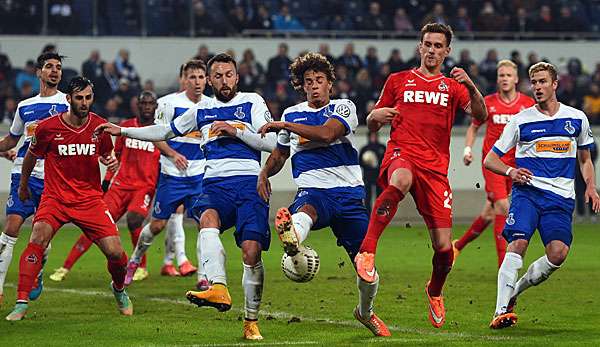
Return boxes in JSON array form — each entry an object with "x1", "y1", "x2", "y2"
[{"x1": 1, "y1": 224, "x2": 599, "y2": 346}]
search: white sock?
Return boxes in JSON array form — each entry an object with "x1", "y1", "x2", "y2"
[
  {"x1": 163, "y1": 219, "x2": 176, "y2": 265},
  {"x1": 357, "y1": 272, "x2": 379, "y2": 318},
  {"x1": 242, "y1": 261, "x2": 264, "y2": 320},
  {"x1": 169, "y1": 213, "x2": 188, "y2": 266},
  {"x1": 0, "y1": 233, "x2": 18, "y2": 294},
  {"x1": 196, "y1": 231, "x2": 207, "y2": 282},
  {"x1": 131, "y1": 224, "x2": 155, "y2": 264},
  {"x1": 292, "y1": 212, "x2": 313, "y2": 243},
  {"x1": 513, "y1": 255, "x2": 560, "y2": 298},
  {"x1": 200, "y1": 228, "x2": 227, "y2": 285},
  {"x1": 495, "y1": 252, "x2": 522, "y2": 315}
]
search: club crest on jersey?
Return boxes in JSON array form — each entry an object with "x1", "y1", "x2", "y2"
[
  {"x1": 234, "y1": 107, "x2": 245, "y2": 120},
  {"x1": 48, "y1": 104, "x2": 58, "y2": 116},
  {"x1": 506, "y1": 213, "x2": 515, "y2": 226},
  {"x1": 335, "y1": 103, "x2": 351, "y2": 118},
  {"x1": 564, "y1": 120, "x2": 575, "y2": 135},
  {"x1": 91, "y1": 133, "x2": 99, "y2": 142},
  {"x1": 438, "y1": 80, "x2": 448, "y2": 92},
  {"x1": 405, "y1": 79, "x2": 416, "y2": 87}
]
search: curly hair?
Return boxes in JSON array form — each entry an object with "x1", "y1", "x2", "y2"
[{"x1": 289, "y1": 52, "x2": 335, "y2": 92}]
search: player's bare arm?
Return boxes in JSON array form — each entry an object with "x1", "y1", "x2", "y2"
[
  {"x1": 0, "y1": 149, "x2": 17, "y2": 161},
  {"x1": 95, "y1": 122, "x2": 177, "y2": 142},
  {"x1": 451, "y1": 67, "x2": 487, "y2": 122},
  {"x1": 260, "y1": 118, "x2": 345, "y2": 144},
  {"x1": 366, "y1": 107, "x2": 399, "y2": 132},
  {"x1": 577, "y1": 148, "x2": 600, "y2": 213},
  {"x1": 463, "y1": 123, "x2": 481, "y2": 166},
  {"x1": 257, "y1": 146, "x2": 291, "y2": 202},
  {"x1": 17, "y1": 150, "x2": 38, "y2": 201},
  {"x1": 0, "y1": 135, "x2": 20, "y2": 152},
  {"x1": 154, "y1": 141, "x2": 188, "y2": 170},
  {"x1": 484, "y1": 151, "x2": 532, "y2": 184}
]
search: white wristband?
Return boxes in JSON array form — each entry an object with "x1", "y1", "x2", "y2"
[
  {"x1": 120, "y1": 127, "x2": 128, "y2": 136},
  {"x1": 505, "y1": 167, "x2": 514, "y2": 176},
  {"x1": 463, "y1": 146, "x2": 472, "y2": 156}
]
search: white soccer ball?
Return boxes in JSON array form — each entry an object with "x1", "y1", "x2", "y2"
[{"x1": 281, "y1": 245, "x2": 320, "y2": 283}]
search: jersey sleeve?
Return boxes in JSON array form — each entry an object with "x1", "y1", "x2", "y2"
[
  {"x1": 331, "y1": 99, "x2": 358, "y2": 135},
  {"x1": 277, "y1": 112, "x2": 290, "y2": 149},
  {"x1": 250, "y1": 94, "x2": 272, "y2": 131},
  {"x1": 492, "y1": 117, "x2": 519, "y2": 157},
  {"x1": 154, "y1": 98, "x2": 173, "y2": 125},
  {"x1": 171, "y1": 106, "x2": 198, "y2": 136},
  {"x1": 577, "y1": 113, "x2": 594, "y2": 149},
  {"x1": 374, "y1": 75, "x2": 396, "y2": 109},
  {"x1": 28, "y1": 123, "x2": 50, "y2": 158},
  {"x1": 9, "y1": 106, "x2": 24, "y2": 137}
]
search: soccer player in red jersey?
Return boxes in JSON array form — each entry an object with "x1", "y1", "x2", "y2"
[
  {"x1": 353, "y1": 23, "x2": 487, "y2": 328},
  {"x1": 49, "y1": 91, "x2": 161, "y2": 282},
  {"x1": 6, "y1": 77, "x2": 133, "y2": 321},
  {"x1": 453, "y1": 60, "x2": 535, "y2": 268}
]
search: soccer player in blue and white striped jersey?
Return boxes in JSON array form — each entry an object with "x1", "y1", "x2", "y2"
[{"x1": 485, "y1": 62, "x2": 599, "y2": 329}]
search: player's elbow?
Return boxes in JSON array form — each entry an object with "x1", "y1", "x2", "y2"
[{"x1": 483, "y1": 151, "x2": 495, "y2": 170}]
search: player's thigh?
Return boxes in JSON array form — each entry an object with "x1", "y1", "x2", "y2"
[
  {"x1": 5, "y1": 174, "x2": 41, "y2": 223},
  {"x1": 484, "y1": 167, "x2": 511, "y2": 203},
  {"x1": 503, "y1": 192, "x2": 539, "y2": 244},
  {"x1": 331, "y1": 198, "x2": 369, "y2": 261},
  {"x1": 71, "y1": 199, "x2": 120, "y2": 243},
  {"x1": 182, "y1": 178, "x2": 204, "y2": 218},
  {"x1": 32, "y1": 196, "x2": 69, "y2": 241},
  {"x1": 125, "y1": 188, "x2": 154, "y2": 219},
  {"x1": 234, "y1": 177, "x2": 271, "y2": 251},
  {"x1": 103, "y1": 186, "x2": 129, "y2": 222},
  {"x1": 411, "y1": 170, "x2": 453, "y2": 230},
  {"x1": 289, "y1": 188, "x2": 330, "y2": 229},
  {"x1": 152, "y1": 176, "x2": 188, "y2": 220},
  {"x1": 192, "y1": 180, "x2": 237, "y2": 230},
  {"x1": 538, "y1": 203, "x2": 574, "y2": 249},
  {"x1": 387, "y1": 157, "x2": 414, "y2": 193}
]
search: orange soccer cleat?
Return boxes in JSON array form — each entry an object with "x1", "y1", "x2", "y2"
[
  {"x1": 179, "y1": 261, "x2": 197, "y2": 276},
  {"x1": 354, "y1": 252, "x2": 377, "y2": 283},
  {"x1": 161, "y1": 264, "x2": 180, "y2": 277},
  {"x1": 186, "y1": 283, "x2": 232, "y2": 312},
  {"x1": 490, "y1": 312, "x2": 518, "y2": 329},
  {"x1": 274, "y1": 207, "x2": 300, "y2": 256},
  {"x1": 243, "y1": 320, "x2": 263, "y2": 340},
  {"x1": 353, "y1": 306, "x2": 391, "y2": 337},
  {"x1": 425, "y1": 281, "x2": 446, "y2": 328}
]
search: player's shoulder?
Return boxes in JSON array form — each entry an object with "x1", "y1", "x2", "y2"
[
  {"x1": 16, "y1": 94, "x2": 43, "y2": 109},
  {"x1": 283, "y1": 101, "x2": 308, "y2": 116},
  {"x1": 331, "y1": 98, "x2": 357, "y2": 116},
  {"x1": 88, "y1": 112, "x2": 109, "y2": 125},
  {"x1": 156, "y1": 92, "x2": 177, "y2": 104},
  {"x1": 119, "y1": 118, "x2": 137, "y2": 127},
  {"x1": 517, "y1": 92, "x2": 535, "y2": 105},
  {"x1": 35, "y1": 113, "x2": 62, "y2": 131},
  {"x1": 238, "y1": 91, "x2": 267, "y2": 104},
  {"x1": 386, "y1": 70, "x2": 412, "y2": 83},
  {"x1": 558, "y1": 103, "x2": 587, "y2": 119}
]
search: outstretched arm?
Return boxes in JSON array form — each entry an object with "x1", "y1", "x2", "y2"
[
  {"x1": 257, "y1": 146, "x2": 291, "y2": 202},
  {"x1": 259, "y1": 118, "x2": 346, "y2": 144},
  {"x1": 95, "y1": 122, "x2": 177, "y2": 141}
]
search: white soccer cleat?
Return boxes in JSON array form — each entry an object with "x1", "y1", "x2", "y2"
[{"x1": 49, "y1": 267, "x2": 70, "y2": 282}]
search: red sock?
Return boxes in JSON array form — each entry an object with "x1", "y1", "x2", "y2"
[
  {"x1": 428, "y1": 248, "x2": 453, "y2": 297},
  {"x1": 360, "y1": 185, "x2": 405, "y2": 254},
  {"x1": 494, "y1": 214, "x2": 508, "y2": 268},
  {"x1": 455, "y1": 215, "x2": 491, "y2": 250},
  {"x1": 130, "y1": 226, "x2": 146, "y2": 269},
  {"x1": 63, "y1": 234, "x2": 94, "y2": 270},
  {"x1": 17, "y1": 243, "x2": 45, "y2": 302},
  {"x1": 107, "y1": 252, "x2": 128, "y2": 291}
]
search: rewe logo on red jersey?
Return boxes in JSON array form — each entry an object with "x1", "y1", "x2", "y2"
[
  {"x1": 403, "y1": 91, "x2": 449, "y2": 107},
  {"x1": 125, "y1": 138, "x2": 155, "y2": 152},
  {"x1": 58, "y1": 143, "x2": 97, "y2": 156},
  {"x1": 492, "y1": 114, "x2": 513, "y2": 124}
]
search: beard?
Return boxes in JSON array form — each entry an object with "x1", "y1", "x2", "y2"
[
  {"x1": 45, "y1": 80, "x2": 58, "y2": 88},
  {"x1": 214, "y1": 85, "x2": 237, "y2": 102},
  {"x1": 72, "y1": 106, "x2": 89, "y2": 118}
]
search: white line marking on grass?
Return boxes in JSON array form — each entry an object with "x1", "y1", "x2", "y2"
[
  {"x1": 188, "y1": 342, "x2": 320, "y2": 347},
  {"x1": 5, "y1": 283, "x2": 511, "y2": 341}
]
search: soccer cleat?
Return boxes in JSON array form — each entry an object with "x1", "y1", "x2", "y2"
[
  {"x1": 178, "y1": 261, "x2": 197, "y2": 277},
  {"x1": 490, "y1": 312, "x2": 518, "y2": 329},
  {"x1": 111, "y1": 282, "x2": 133, "y2": 316},
  {"x1": 124, "y1": 261, "x2": 139, "y2": 286},
  {"x1": 353, "y1": 306, "x2": 391, "y2": 337},
  {"x1": 243, "y1": 320, "x2": 263, "y2": 340},
  {"x1": 186, "y1": 283, "x2": 232, "y2": 312},
  {"x1": 5, "y1": 302, "x2": 28, "y2": 321},
  {"x1": 451, "y1": 240, "x2": 460, "y2": 266},
  {"x1": 425, "y1": 281, "x2": 446, "y2": 328},
  {"x1": 161, "y1": 264, "x2": 180, "y2": 277},
  {"x1": 506, "y1": 296, "x2": 517, "y2": 313},
  {"x1": 49, "y1": 267, "x2": 70, "y2": 282},
  {"x1": 275, "y1": 207, "x2": 300, "y2": 256},
  {"x1": 132, "y1": 267, "x2": 149, "y2": 282},
  {"x1": 29, "y1": 268, "x2": 44, "y2": 301},
  {"x1": 354, "y1": 252, "x2": 377, "y2": 283},
  {"x1": 196, "y1": 278, "x2": 210, "y2": 291}
]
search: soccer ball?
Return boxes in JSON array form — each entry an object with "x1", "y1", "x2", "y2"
[{"x1": 281, "y1": 245, "x2": 320, "y2": 283}]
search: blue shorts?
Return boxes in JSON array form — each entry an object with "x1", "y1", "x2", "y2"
[
  {"x1": 289, "y1": 186, "x2": 368, "y2": 260},
  {"x1": 504, "y1": 186, "x2": 575, "y2": 246},
  {"x1": 191, "y1": 176, "x2": 270, "y2": 250},
  {"x1": 6, "y1": 173, "x2": 44, "y2": 219},
  {"x1": 152, "y1": 173, "x2": 204, "y2": 220}
]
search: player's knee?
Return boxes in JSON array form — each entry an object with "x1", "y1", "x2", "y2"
[
  {"x1": 389, "y1": 169, "x2": 412, "y2": 193},
  {"x1": 126, "y1": 213, "x2": 145, "y2": 231},
  {"x1": 149, "y1": 219, "x2": 166, "y2": 234},
  {"x1": 4, "y1": 215, "x2": 25, "y2": 237},
  {"x1": 546, "y1": 244, "x2": 569, "y2": 266},
  {"x1": 29, "y1": 223, "x2": 53, "y2": 248},
  {"x1": 200, "y1": 210, "x2": 220, "y2": 229},
  {"x1": 241, "y1": 241, "x2": 262, "y2": 266},
  {"x1": 494, "y1": 199, "x2": 510, "y2": 216},
  {"x1": 507, "y1": 239, "x2": 528, "y2": 256}
]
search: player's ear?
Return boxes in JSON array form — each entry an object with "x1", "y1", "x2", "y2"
[{"x1": 66, "y1": 93, "x2": 71, "y2": 104}]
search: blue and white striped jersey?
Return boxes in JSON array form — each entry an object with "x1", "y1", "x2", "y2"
[
  {"x1": 171, "y1": 92, "x2": 272, "y2": 180},
  {"x1": 492, "y1": 103, "x2": 594, "y2": 200},
  {"x1": 154, "y1": 92, "x2": 210, "y2": 178},
  {"x1": 277, "y1": 99, "x2": 363, "y2": 190},
  {"x1": 10, "y1": 92, "x2": 69, "y2": 179}
]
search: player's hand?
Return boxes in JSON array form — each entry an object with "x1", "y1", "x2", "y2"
[
  {"x1": 369, "y1": 107, "x2": 399, "y2": 125},
  {"x1": 170, "y1": 152, "x2": 188, "y2": 171},
  {"x1": 258, "y1": 121, "x2": 286, "y2": 137},
  {"x1": 210, "y1": 121, "x2": 237, "y2": 137},
  {"x1": 450, "y1": 67, "x2": 476, "y2": 90},
  {"x1": 95, "y1": 123, "x2": 122, "y2": 136},
  {"x1": 257, "y1": 172, "x2": 271, "y2": 202},
  {"x1": 585, "y1": 186, "x2": 600, "y2": 213},
  {"x1": 463, "y1": 147, "x2": 473, "y2": 166},
  {"x1": 508, "y1": 167, "x2": 533, "y2": 185},
  {"x1": 100, "y1": 155, "x2": 119, "y2": 172},
  {"x1": 18, "y1": 183, "x2": 31, "y2": 201},
  {"x1": 0, "y1": 149, "x2": 17, "y2": 162}
]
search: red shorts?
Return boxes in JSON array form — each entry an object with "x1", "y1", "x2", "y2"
[
  {"x1": 103, "y1": 184, "x2": 154, "y2": 221},
  {"x1": 34, "y1": 197, "x2": 119, "y2": 242},
  {"x1": 482, "y1": 166, "x2": 512, "y2": 202},
  {"x1": 378, "y1": 154, "x2": 452, "y2": 229}
]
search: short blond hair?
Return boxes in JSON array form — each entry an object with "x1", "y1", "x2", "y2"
[
  {"x1": 497, "y1": 59, "x2": 517, "y2": 70},
  {"x1": 528, "y1": 62, "x2": 557, "y2": 81}
]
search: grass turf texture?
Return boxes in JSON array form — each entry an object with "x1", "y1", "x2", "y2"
[{"x1": 1, "y1": 224, "x2": 599, "y2": 346}]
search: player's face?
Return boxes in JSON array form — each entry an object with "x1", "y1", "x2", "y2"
[
  {"x1": 37, "y1": 58, "x2": 62, "y2": 88},
  {"x1": 303, "y1": 70, "x2": 332, "y2": 107},
  {"x1": 530, "y1": 71, "x2": 557, "y2": 104},
  {"x1": 497, "y1": 66, "x2": 518, "y2": 93},
  {"x1": 138, "y1": 95, "x2": 157, "y2": 123},
  {"x1": 419, "y1": 33, "x2": 450, "y2": 70},
  {"x1": 209, "y1": 62, "x2": 239, "y2": 102},
  {"x1": 184, "y1": 68, "x2": 207, "y2": 98},
  {"x1": 67, "y1": 86, "x2": 94, "y2": 119}
]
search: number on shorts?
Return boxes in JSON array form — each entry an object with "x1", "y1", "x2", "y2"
[{"x1": 443, "y1": 190, "x2": 452, "y2": 209}]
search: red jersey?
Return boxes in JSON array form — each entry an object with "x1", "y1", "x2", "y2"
[
  {"x1": 29, "y1": 112, "x2": 113, "y2": 204},
  {"x1": 376, "y1": 69, "x2": 471, "y2": 175},
  {"x1": 473, "y1": 92, "x2": 535, "y2": 166},
  {"x1": 104, "y1": 118, "x2": 160, "y2": 190}
]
